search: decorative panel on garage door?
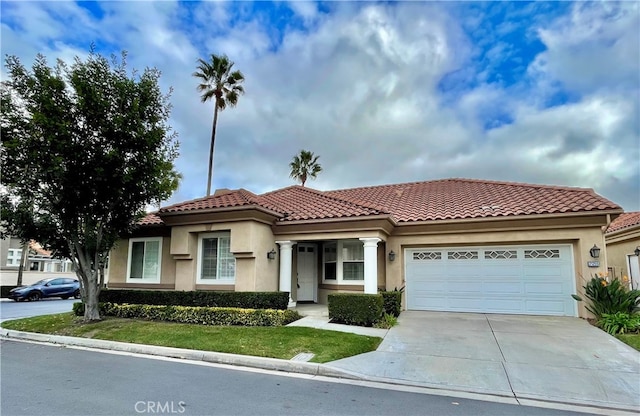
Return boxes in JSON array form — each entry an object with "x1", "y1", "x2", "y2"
[{"x1": 405, "y1": 245, "x2": 576, "y2": 316}]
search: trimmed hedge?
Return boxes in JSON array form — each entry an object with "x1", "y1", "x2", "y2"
[
  {"x1": 380, "y1": 291, "x2": 402, "y2": 317},
  {"x1": 328, "y1": 293, "x2": 383, "y2": 327},
  {"x1": 73, "y1": 302, "x2": 300, "y2": 326},
  {"x1": 99, "y1": 289, "x2": 289, "y2": 310},
  {"x1": 1, "y1": 286, "x2": 18, "y2": 298}
]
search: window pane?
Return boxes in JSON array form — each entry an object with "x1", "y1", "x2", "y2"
[
  {"x1": 324, "y1": 243, "x2": 336, "y2": 262},
  {"x1": 7, "y1": 249, "x2": 22, "y2": 266},
  {"x1": 217, "y1": 236, "x2": 235, "y2": 279},
  {"x1": 142, "y1": 241, "x2": 160, "y2": 280},
  {"x1": 342, "y1": 241, "x2": 364, "y2": 261},
  {"x1": 130, "y1": 242, "x2": 145, "y2": 278},
  {"x1": 325, "y1": 263, "x2": 336, "y2": 280},
  {"x1": 201, "y1": 238, "x2": 218, "y2": 279},
  {"x1": 343, "y1": 262, "x2": 364, "y2": 280}
]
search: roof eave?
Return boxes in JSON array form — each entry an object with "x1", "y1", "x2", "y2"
[
  {"x1": 159, "y1": 204, "x2": 284, "y2": 220},
  {"x1": 395, "y1": 208, "x2": 624, "y2": 226},
  {"x1": 605, "y1": 223, "x2": 640, "y2": 238},
  {"x1": 275, "y1": 214, "x2": 397, "y2": 226}
]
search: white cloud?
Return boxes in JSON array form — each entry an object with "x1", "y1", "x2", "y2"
[
  {"x1": 1, "y1": 1, "x2": 638, "y2": 211},
  {"x1": 534, "y1": 1, "x2": 640, "y2": 94}
]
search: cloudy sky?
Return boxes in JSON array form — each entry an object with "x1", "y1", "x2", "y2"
[{"x1": 2, "y1": 1, "x2": 639, "y2": 211}]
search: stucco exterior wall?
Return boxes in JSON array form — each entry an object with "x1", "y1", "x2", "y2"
[
  {"x1": 108, "y1": 237, "x2": 175, "y2": 289},
  {"x1": 605, "y1": 227, "x2": 640, "y2": 280},
  {"x1": 109, "y1": 220, "x2": 278, "y2": 292},
  {"x1": 106, "y1": 211, "x2": 613, "y2": 319},
  {"x1": 0, "y1": 237, "x2": 22, "y2": 271},
  {"x1": 384, "y1": 224, "x2": 607, "y2": 318}
]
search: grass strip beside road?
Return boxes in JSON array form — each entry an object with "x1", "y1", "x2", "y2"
[
  {"x1": 616, "y1": 333, "x2": 640, "y2": 351},
  {"x1": 1, "y1": 313, "x2": 381, "y2": 363}
]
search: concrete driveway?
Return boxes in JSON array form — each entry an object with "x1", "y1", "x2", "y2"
[{"x1": 326, "y1": 311, "x2": 640, "y2": 411}]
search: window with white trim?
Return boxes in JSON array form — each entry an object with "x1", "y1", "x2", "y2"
[
  {"x1": 323, "y1": 243, "x2": 337, "y2": 280},
  {"x1": 197, "y1": 232, "x2": 235, "y2": 283},
  {"x1": 6, "y1": 249, "x2": 22, "y2": 266},
  {"x1": 127, "y1": 238, "x2": 162, "y2": 283},
  {"x1": 323, "y1": 240, "x2": 364, "y2": 284}
]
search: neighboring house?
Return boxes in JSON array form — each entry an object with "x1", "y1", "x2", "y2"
[
  {"x1": 0, "y1": 237, "x2": 77, "y2": 286},
  {"x1": 108, "y1": 178, "x2": 623, "y2": 318},
  {"x1": 605, "y1": 212, "x2": 640, "y2": 289}
]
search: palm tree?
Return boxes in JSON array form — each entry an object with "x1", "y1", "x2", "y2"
[
  {"x1": 193, "y1": 54, "x2": 245, "y2": 196},
  {"x1": 289, "y1": 150, "x2": 322, "y2": 187}
]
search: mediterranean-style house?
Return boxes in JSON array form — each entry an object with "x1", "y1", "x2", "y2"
[
  {"x1": 605, "y1": 212, "x2": 640, "y2": 288},
  {"x1": 108, "y1": 178, "x2": 624, "y2": 318}
]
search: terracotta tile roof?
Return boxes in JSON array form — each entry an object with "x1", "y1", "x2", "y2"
[
  {"x1": 29, "y1": 240, "x2": 52, "y2": 257},
  {"x1": 259, "y1": 186, "x2": 384, "y2": 221},
  {"x1": 159, "y1": 189, "x2": 261, "y2": 213},
  {"x1": 326, "y1": 178, "x2": 621, "y2": 222},
  {"x1": 141, "y1": 178, "x2": 621, "y2": 226},
  {"x1": 138, "y1": 212, "x2": 164, "y2": 226},
  {"x1": 606, "y1": 212, "x2": 640, "y2": 234}
]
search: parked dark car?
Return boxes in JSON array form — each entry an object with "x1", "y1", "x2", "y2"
[{"x1": 8, "y1": 278, "x2": 81, "y2": 301}]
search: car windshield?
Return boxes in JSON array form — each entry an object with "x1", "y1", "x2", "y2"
[{"x1": 32, "y1": 279, "x2": 52, "y2": 286}]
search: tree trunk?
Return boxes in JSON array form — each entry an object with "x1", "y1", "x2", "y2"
[
  {"x1": 206, "y1": 105, "x2": 220, "y2": 196},
  {"x1": 71, "y1": 241, "x2": 103, "y2": 322},
  {"x1": 80, "y1": 267, "x2": 101, "y2": 322},
  {"x1": 16, "y1": 241, "x2": 28, "y2": 286}
]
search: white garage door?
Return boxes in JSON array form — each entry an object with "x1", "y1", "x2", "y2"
[{"x1": 405, "y1": 245, "x2": 577, "y2": 316}]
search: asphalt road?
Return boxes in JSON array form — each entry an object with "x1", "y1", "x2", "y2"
[
  {"x1": 0, "y1": 298, "x2": 76, "y2": 322},
  {"x1": 0, "y1": 340, "x2": 592, "y2": 416}
]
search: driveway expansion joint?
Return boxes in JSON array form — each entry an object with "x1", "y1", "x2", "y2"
[{"x1": 485, "y1": 315, "x2": 519, "y2": 404}]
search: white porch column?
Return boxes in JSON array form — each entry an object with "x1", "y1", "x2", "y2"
[
  {"x1": 360, "y1": 238, "x2": 381, "y2": 294},
  {"x1": 276, "y1": 241, "x2": 296, "y2": 307}
]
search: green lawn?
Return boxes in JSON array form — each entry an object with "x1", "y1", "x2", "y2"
[
  {"x1": 616, "y1": 333, "x2": 640, "y2": 351},
  {"x1": 1, "y1": 313, "x2": 381, "y2": 363}
]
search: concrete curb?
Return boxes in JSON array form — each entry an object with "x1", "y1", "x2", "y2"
[{"x1": 0, "y1": 328, "x2": 364, "y2": 381}]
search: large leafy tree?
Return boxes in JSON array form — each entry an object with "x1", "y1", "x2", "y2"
[
  {"x1": 193, "y1": 54, "x2": 245, "y2": 196},
  {"x1": 1, "y1": 51, "x2": 180, "y2": 321},
  {"x1": 289, "y1": 150, "x2": 322, "y2": 187}
]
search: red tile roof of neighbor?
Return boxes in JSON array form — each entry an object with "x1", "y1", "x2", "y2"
[
  {"x1": 138, "y1": 212, "x2": 164, "y2": 226},
  {"x1": 606, "y1": 211, "x2": 640, "y2": 234},
  {"x1": 138, "y1": 178, "x2": 621, "y2": 226},
  {"x1": 28, "y1": 240, "x2": 52, "y2": 257}
]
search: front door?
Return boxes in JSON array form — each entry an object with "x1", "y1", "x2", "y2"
[{"x1": 297, "y1": 243, "x2": 317, "y2": 302}]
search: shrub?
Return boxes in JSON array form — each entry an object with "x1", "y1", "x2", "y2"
[
  {"x1": 328, "y1": 293, "x2": 383, "y2": 327},
  {"x1": 99, "y1": 289, "x2": 289, "y2": 310},
  {"x1": 380, "y1": 290, "x2": 402, "y2": 317},
  {"x1": 598, "y1": 312, "x2": 640, "y2": 335},
  {"x1": 1, "y1": 286, "x2": 18, "y2": 298},
  {"x1": 73, "y1": 302, "x2": 83, "y2": 316},
  {"x1": 572, "y1": 274, "x2": 640, "y2": 320},
  {"x1": 73, "y1": 302, "x2": 108, "y2": 316},
  {"x1": 74, "y1": 302, "x2": 300, "y2": 326},
  {"x1": 374, "y1": 313, "x2": 398, "y2": 329}
]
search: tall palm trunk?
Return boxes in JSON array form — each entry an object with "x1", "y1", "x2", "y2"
[{"x1": 206, "y1": 105, "x2": 219, "y2": 196}]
